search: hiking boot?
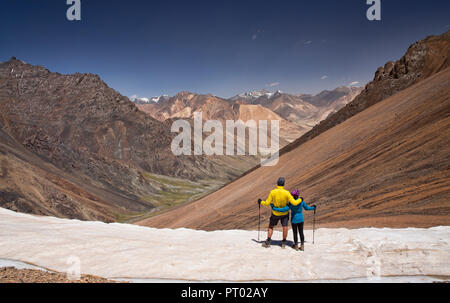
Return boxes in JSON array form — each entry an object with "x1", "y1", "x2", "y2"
[
  {"x1": 292, "y1": 244, "x2": 299, "y2": 251},
  {"x1": 262, "y1": 239, "x2": 271, "y2": 248},
  {"x1": 281, "y1": 240, "x2": 286, "y2": 249},
  {"x1": 300, "y1": 244, "x2": 304, "y2": 251}
]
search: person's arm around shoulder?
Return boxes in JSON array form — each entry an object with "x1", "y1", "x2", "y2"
[
  {"x1": 271, "y1": 204, "x2": 290, "y2": 212},
  {"x1": 289, "y1": 193, "x2": 302, "y2": 206}
]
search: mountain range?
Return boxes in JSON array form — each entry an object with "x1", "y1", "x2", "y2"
[
  {"x1": 135, "y1": 86, "x2": 362, "y2": 143},
  {"x1": 0, "y1": 57, "x2": 360, "y2": 222},
  {"x1": 0, "y1": 59, "x2": 257, "y2": 221},
  {"x1": 1, "y1": 31, "x2": 448, "y2": 229}
]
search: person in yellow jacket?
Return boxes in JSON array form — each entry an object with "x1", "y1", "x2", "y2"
[{"x1": 258, "y1": 177, "x2": 300, "y2": 248}]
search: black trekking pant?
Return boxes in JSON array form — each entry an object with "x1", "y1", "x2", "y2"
[{"x1": 292, "y1": 222, "x2": 304, "y2": 245}]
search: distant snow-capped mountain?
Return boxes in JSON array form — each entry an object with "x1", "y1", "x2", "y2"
[
  {"x1": 150, "y1": 95, "x2": 170, "y2": 103},
  {"x1": 130, "y1": 95, "x2": 170, "y2": 104},
  {"x1": 231, "y1": 89, "x2": 283, "y2": 101}
]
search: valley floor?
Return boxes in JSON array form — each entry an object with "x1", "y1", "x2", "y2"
[{"x1": 0, "y1": 208, "x2": 449, "y2": 282}]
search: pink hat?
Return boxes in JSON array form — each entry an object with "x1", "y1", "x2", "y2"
[{"x1": 291, "y1": 189, "x2": 299, "y2": 198}]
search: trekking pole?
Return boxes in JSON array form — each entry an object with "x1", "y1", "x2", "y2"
[
  {"x1": 258, "y1": 203, "x2": 261, "y2": 242},
  {"x1": 313, "y1": 208, "x2": 316, "y2": 244}
]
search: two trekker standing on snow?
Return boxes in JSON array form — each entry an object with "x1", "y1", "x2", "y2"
[{"x1": 258, "y1": 177, "x2": 316, "y2": 251}]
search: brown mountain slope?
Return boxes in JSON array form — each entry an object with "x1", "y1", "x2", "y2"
[
  {"x1": 0, "y1": 127, "x2": 137, "y2": 222},
  {"x1": 224, "y1": 31, "x2": 450, "y2": 181},
  {"x1": 281, "y1": 31, "x2": 450, "y2": 157},
  {"x1": 138, "y1": 66, "x2": 450, "y2": 230},
  {"x1": 238, "y1": 104, "x2": 306, "y2": 142}
]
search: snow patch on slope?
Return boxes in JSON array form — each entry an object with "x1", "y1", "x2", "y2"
[{"x1": 0, "y1": 208, "x2": 449, "y2": 282}]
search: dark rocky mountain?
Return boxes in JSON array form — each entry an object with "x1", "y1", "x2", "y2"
[
  {"x1": 0, "y1": 58, "x2": 221, "y2": 179},
  {"x1": 0, "y1": 58, "x2": 256, "y2": 221}
]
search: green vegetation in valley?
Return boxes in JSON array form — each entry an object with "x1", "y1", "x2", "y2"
[{"x1": 120, "y1": 172, "x2": 222, "y2": 223}]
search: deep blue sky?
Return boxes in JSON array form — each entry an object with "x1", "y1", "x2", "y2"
[{"x1": 1, "y1": 0, "x2": 449, "y2": 98}]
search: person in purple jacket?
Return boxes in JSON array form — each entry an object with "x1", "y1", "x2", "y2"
[{"x1": 271, "y1": 189, "x2": 316, "y2": 251}]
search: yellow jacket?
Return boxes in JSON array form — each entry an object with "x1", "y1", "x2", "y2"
[{"x1": 261, "y1": 186, "x2": 300, "y2": 216}]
